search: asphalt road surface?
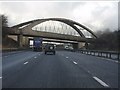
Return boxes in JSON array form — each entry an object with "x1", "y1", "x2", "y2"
[{"x1": 2, "y1": 50, "x2": 119, "y2": 88}]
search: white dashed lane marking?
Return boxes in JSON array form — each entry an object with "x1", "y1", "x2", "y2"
[
  {"x1": 34, "y1": 57, "x2": 37, "y2": 58},
  {"x1": 93, "y1": 76, "x2": 109, "y2": 87},
  {"x1": 73, "y1": 61, "x2": 77, "y2": 65},
  {"x1": 66, "y1": 57, "x2": 69, "y2": 59},
  {"x1": 87, "y1": 70, "x2": 90, "y2": 73},
  {"x1": 0, "y1": 77, "x2": 2, "y2": 79},
  {"x1": 24, "y1": 62, "x2": 28, "y2": 65}
]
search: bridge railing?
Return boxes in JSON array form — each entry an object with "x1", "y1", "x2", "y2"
[{"x1": 76, "y1": 49, "x2": 120, "y2": 61}]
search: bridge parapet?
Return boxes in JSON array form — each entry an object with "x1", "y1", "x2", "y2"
[
  {"x1": 7, "y1": 27, "x2": 95, "y2": 42},
  {"x1": 7, "y1": 28, "x2": 20, "y2": 35}
]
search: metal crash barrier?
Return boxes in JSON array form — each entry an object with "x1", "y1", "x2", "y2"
[{"x1": 76, "y1": 49, "x2": 120, "y2": 61}]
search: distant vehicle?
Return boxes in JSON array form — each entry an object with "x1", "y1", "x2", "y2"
[
  {"x1": 69, "y1": 47, "x2": 73, "y2": 50},
  {"x1": 64, "y1": 46, "x2": 69, "y2": 50},
  {"x1": 64, "y1": 46, "x2": 73, "y2": 51},
  {"x1": 44, "y1": 44, "x2": 55, "y2": 55},
  {"x1": 33, "y1": 37, "x2": 43, "y2": 52}
]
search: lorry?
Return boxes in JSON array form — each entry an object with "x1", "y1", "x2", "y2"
[{"x1": 33, "y1": 37, "x2": 43, "y2": 52}]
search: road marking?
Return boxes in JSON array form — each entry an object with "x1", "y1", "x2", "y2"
[
  {"x1": 87, "y1": 70, "x2": 90, "y2": 73},
  {"x1": 115, "y1": 61, "x2": 118, "y2": 63},
  {"x1": 34, "y1": 57, "x2": 37, "y2": 58},
  {"x1": 12, "y1": 52, "x2": 16, "y2": 53},
  {"x1": 39, "y1": 54, "x2": 40, "y2": 55},
  {"x1": 73, "y1": 61, "x2": 77, "y2": 64},
  {"x1": 0, "y1": 77, "x2": 2, "y2": 79},
  {"x1": 24, "y1": 62, "x2": 28, "y2": 65},
  {"x1": 99, "y1": 57, "x2": 119, "y2": 63},
  {"x1": 105, "y1": 59, "x2": 119, "y2": 63},
  {"x1": 93, "y1": 76, "x2": 109, "y2": 87},
  {"x1": 66, "y1": 56, "x2": 68, "y2": 58},
  {"x1": 4, "y1": 56, "x2": 8, "y2": 57}
]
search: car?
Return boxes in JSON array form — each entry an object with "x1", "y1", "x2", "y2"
[{"x1": 44, "y1": 44, "x2": 56, "y2": 55}]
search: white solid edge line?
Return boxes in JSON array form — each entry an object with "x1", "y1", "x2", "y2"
[
  {"x1": 100, "y1": 57, "x2": 119, "y2": 63},
  {"x1": 73, "y1": 61, "x2": 77, "y2": 64},
  {"x1": 24, "y1": 62, "x2": 28, "y2": 65},
  {"x1": 93, "y1": 76, "x2": 109, "y2": 87},
  {"x1": 115, "y1": 61, "x2": 118, "y2": 63}
]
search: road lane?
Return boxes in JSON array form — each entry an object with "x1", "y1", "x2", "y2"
[
  {"x1": 2, "y1": 50, "x2": 25, "y2": 57},
  {"x1": 3, "y1": 51, "x2": 40, "y2": 67},
  {"x1": 58, "y1": 51, "x2": 118, "y2": 88},
  {"x1": 3, "y1": 51, "x2": 103, "y2": 88},
  {"x1": 2, "y1": 51, "x2": 41, "y2": 78}
]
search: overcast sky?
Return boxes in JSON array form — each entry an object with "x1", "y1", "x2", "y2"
[{"x1": 0, "y1": 1, "x2": 118, "y2": 32}]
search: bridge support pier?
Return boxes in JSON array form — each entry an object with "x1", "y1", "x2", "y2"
[
  {"x1": 78, "y1": 42, "x2": 85, "y2": 49},
  {"x1": 17, "y1": 35, "x2": 29, "y2": 48},
  {"x1": 17, "y1": 34, "x2": 23, "y2": 48},
  {"x1": 72, "y1": 43, "x2": 79, "y2": 50},
  {"x1": 72, "y1": 42, "x2": 88, "y2": 50},
  {"x1": 85, "y1": 42, "x2": 88, "y2": 49},
  {"x1": 22, "y1": 36, "x2": 29, "y2": 48}
]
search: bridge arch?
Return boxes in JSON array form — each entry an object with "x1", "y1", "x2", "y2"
[{"x1": 12, "y1": 18, "x2": 97, "y2": 38}]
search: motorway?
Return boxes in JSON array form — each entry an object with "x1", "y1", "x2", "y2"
[{"x1": 2, "y1": 50, "x2": 119, "y2": 88}]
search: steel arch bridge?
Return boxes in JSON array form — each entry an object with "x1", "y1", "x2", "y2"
[
  {"x1": 7, "y1": 18, "x2": 97, "y2": 49},
  {"x1": 11, "y1": 18, "x2": 97, "y2": 38}
]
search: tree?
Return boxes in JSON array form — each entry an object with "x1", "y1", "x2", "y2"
[
  {"x1": 1, "y1": 15, "x2": 8, "y2": 28},
  {"x1": 1, "y1": 14, "x2": 8, "y2": 37},
  {"x1": 88, "y1": 29, "x2": 119, "y2": 51}
]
